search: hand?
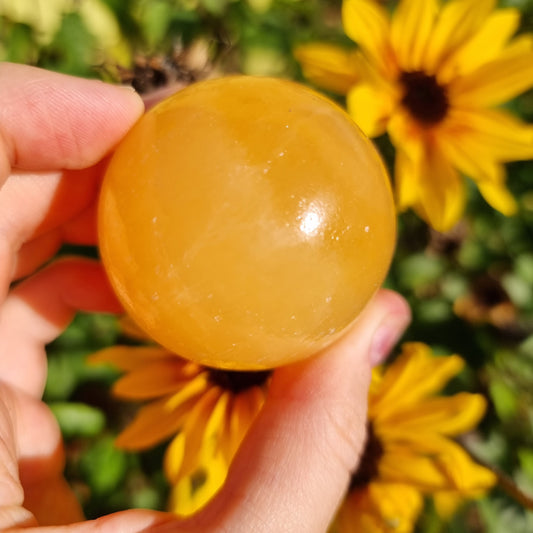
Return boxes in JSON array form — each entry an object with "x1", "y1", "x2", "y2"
[{"x1": 0, "y1": 62, "x2": 410, "y2": 532}]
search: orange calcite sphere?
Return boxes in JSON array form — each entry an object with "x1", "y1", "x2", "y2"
[{"x1": 98, "y1": 76, "x2": 396, "y2": 370}]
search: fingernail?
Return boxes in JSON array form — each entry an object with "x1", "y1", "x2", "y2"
[
  {"x1": 117, "y1": 84, "x2": 138, "y2": 93},
  {"x1": 370, "y1": 314, "x2": 410, "y2": 367}
]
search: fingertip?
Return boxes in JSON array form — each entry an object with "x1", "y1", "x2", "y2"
[
  {"x1": 74, "y1": 510, "x2": 178, "y2": 533},
  {"x1": 374, "y1": 288, "x2": 411, "y2": 320},
  {"x1": 0, "y1": 63, "x2": 145, "y2": 173},
  {"x1": 366, "y1": 289, "x2": 411, "y2": 366}
]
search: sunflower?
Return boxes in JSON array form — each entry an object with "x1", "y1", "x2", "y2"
[
  {"x1": 295, "y1": 0, "x2": 533, "y2": 231},
  {"x1": 89, "y1": 318, "x2": 271, "y2": 516},
  {"x1": 331, "y1": 342, "x2": 496, "y2": 533}
]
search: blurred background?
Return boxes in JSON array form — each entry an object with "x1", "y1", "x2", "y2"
[{"x1": 1, "y1": 0, "x2": 533, "y2": 531}]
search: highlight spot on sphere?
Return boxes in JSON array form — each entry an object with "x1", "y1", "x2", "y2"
[{"x1": 98, "y1": 76, "x2": 396, "y2": 370}]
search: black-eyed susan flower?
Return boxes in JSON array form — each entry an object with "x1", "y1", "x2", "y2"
[
  {"x1": 295, "y1": 0, "x2": 533, "y2": 231},
  {"x1": 453, "y1": 274, "x2": 517, "y2": 329},
  {"x1": 89, "y1": 319, "x2": 271, "y2": 516},
  {"x1": 331, "y1": 342, "x2": 496, "y2": 533}
]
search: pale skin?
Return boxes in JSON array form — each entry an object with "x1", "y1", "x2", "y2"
[{"x1": 0, "y1": 62, "x2": 411, "y2": 533}]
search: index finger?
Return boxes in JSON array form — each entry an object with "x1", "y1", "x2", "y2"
[
  {"x1": 0, "y1": 63, "x2": 144, "y2": 295},
  {"x1": 0, "y1": 62, "x2": 144, "y2": 184}
]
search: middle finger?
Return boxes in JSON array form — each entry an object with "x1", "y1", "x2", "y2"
[{"x1": 0, "y1": 164, "x2": 103, "y2": 283}]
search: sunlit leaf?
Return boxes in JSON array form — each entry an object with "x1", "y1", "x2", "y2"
[{"x1": 50, "y1": 402, "x2": 106, "y2": 439}]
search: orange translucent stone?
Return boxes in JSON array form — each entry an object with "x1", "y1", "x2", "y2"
[{"x1": 98, "y1": 76, "x2": 396, "y2": 370}]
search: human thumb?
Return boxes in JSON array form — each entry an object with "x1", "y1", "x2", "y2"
[{"x1": 173, "y1": 289, "x2": 410, "y2": 533}]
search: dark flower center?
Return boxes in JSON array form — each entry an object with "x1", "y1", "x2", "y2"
[
  {"x1": 208, "y1": 368, "x2": 272, "y2": 394},
  {"x1": 349, "y1": 423, "x2": 384, "y2": 490},
  {"x1": 400, "y1": 71, "x2": 449, "y2": 126},
  {"x1": 472, "y1": 276, "x2": 510, "y2": 308}
]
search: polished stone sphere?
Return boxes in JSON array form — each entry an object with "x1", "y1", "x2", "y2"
[{"x1": 98, "y1": 76, "x2": 396, "y2": 369}]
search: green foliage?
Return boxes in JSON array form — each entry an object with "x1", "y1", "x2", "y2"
[
  {"x1": 50, "y1": 402, "x2": 106, "y2": 439},
  {"x1": 79, "y1": 436, "x2": 128, "y2": 494}
]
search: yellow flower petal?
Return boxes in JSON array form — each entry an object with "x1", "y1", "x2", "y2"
[
  {"x1": 502, "y1": 33, "x2": 533, "y2": 57},
  {"x1": 433, "y1": 491, "x2": 466, "y2": 519},
  {"x1": 443, "y1": 108, "x2": 533, "y2": 166},
  {"x1": 379, "y1": 393, "x2": 487, "y2": 437},
  {"x1": 415, "y1": 144, "x2": 466, "y2": 232},
  {"x1": 199, "y1": 390, "x2": 232, "y2": 464},
  {"x1": 438, "y1": 121, "x2": 499, "y2": 183},
  {"x1": 391, "y1": 130, "x2": 466, "y2": 232},
  {"x1": 424, "y1": 0, "x2": 495, "y2": 74},
  {"x1": 173, "y1": 387, "x2": 226, "y2": 480},
  {"x1": 393, "y1": 146, "x2": 423, "y2": 212},
  {"x1": 165, "y1": 373, "x2": 210, "y2": 410},
  {"x1": 381, "y1": 437, "x2": 495, "y2": 492},
  {"x1": 115, "y1": 393, "x2": 196, "y2": 450},
  {"x1": 379, "y1": 446, "x2": 451, "y2": 489},
  {"x1": 88, "y1": 345, "x2": 174, "y2": 371},
  {"x1": 347, "y1": 82, "x2": 394, "y2": 137},
  {"x1": 167, "y1": 385, "x2": 268, "y2": 516},
  {"x1": 391, "y1": 0, "x2": 438, "y2": 71},
  {"x1": 437, "y1": 110, "x2": 527, "y2": 216},
  {"x1": 219, "y1": 386, "x2": 265, "y2": 462},
  {"x1": 369, "y1": 483, "x2": 423, "y2": 533},
  {"x1": 477, "y1": 178, "x2": 518, "y2": 216},
  {"x1": 414, "y1": 435, "x2": 497, "y2": 492},
  {"x1": 164, "y1": 432, "x2": 186, "y2": 486},
  {"x1": 293, "y1": 43, "x2": 360, "y2": 95},
  {"x1": 388, "y1": 107, "x2": 424, "y2": 142},
  {"x1": 440, "y1": 8, "x2": 521, "y2": 79},
  {"x1": 112, "y1": 359, "x2": 196, "y2": 400},
  {"x1": 469, "y1": 110, "x2": 533, "y2": 162},
  {"x1": 335, "y1": 488, "x2": 382, "y2": 533},
  {"x1": 434, "y1": 485, "x2": 492, "y2": 518},
  {"x1": 335, "y1": 483, "x2": 422, "y2": 533},
  {"x1": 451, "y1": 50, "x2": 533, "y2": 108},
  {"x1": 168, "y1": 447, "x2": 227, "y2": 517},
  {"x1": 164, "y1": 389, "x2": 230, "y2": 516},
  {"x1": 387, "y1": 110, "x2": 427, "y2": 211},
  {"x1": 342, "y1": 0, "x2": 395, "y2": 76},
  {"x1": 371, "y1": 343, "x2": 464, "y2": 417}
]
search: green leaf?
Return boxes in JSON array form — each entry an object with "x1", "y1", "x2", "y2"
[
  {"x1": 44, "y1": 349, "x2": 120, "y2": 402},
  {"x1": 139, "y1": 0, "x2": 173, "y2": 49},
  {"x1": 416, "y1": 298, "x2": 452, "y2": 323},
  {"x1": 478, "y1": 496, "x2": 533, "y2": 533},
  {"x1": 50, "y1": 402, "x2": 106, "y2": 439},
  {"x1": 79, "y1": 436, "x2": 128, "y2": 495},
  {"x1": 201, "y1": 0, "x2": 230, "y2": 16},
  {"x1": 1, "y1": 21, "x2": 37, "y2": 63},
  {"x1": 518, "y1": 448, "x2": 533, "y2": 482},
  {"x1": 397, "y1": 252, "x2": 445, "y2": 290},
  {"x1": 489, "y1": 381, "x2": 518, "y2": 421},
  {"x1": 44, "y1": 352, "x2": 80, "y2": 401},
  {"x1": 50, "y1": 313, "x2": 119, "y2": 351},
  {"x1": 515, "y1": 253, "x2": 533, "y2": 285},
  {"x1": 457, "y1": 239, "x2": 488, "y2": 270},
  {"x1": 440, "y1": 273, "x2": 469, "y2": 301},
  {"x1": 502, "y1": 272, "x2": 533, "y2": 309},
  {"x1": 520, "y1": 335, "x2": 533, "y2": 359},
  {"x1": 40, "y1": 11, "x2": 97, "y2": 76},
  {"x1": 130, "y1": 485, "x2": 163, "y2": 509}
]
